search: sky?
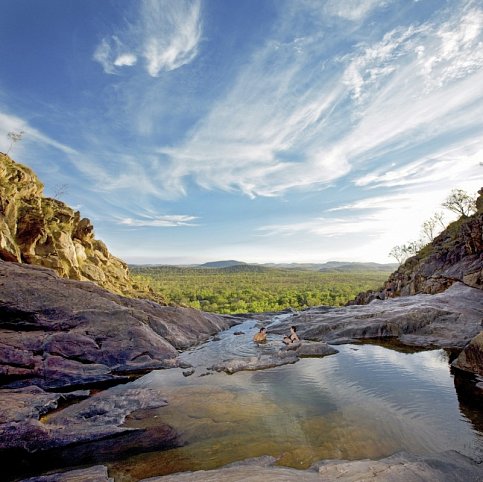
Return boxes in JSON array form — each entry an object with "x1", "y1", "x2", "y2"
[{"x1": 0, "y1": 0, "x2": 482, "y2": 265}]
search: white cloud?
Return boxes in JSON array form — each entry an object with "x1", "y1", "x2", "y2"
[
  {"x1": 0, "y1": 111, "x2": 78, "y2": 156},
  {"x1": 155, "y1": 1, "x2": 482, "y2": 201},
  {"x1": 141, "y1": 0, "x2": 202, "y2": 75},
  {"x1": 114, "y1": 53, "x2": 137, "y2": 67},
  {"x1": 120, "y1": 214, "x2": 198, "y2": 227},
  {"x1": 325, "y1": 0, "x2": 390, "y2": 21},
  {"x1": 258, "y1": 215, "x2": 383, "y2": 238},
  {"x1": 93, "y1": 0, "x2": 202, "y2": 76}
]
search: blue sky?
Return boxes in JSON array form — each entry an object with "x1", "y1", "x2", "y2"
[{"x1": 1, "y1": 0, "x2": 482, "y2": 264}]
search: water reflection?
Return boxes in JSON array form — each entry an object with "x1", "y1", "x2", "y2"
[{"x1": 108, "y1": 321, "x2": 483, "y2": 481}]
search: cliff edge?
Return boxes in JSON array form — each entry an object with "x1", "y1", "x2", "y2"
[
  {"x1": 352, "y1": 187, "x2": 482, "y2": 305},
  {"x1": 0, "y1": 153, "x2": 149, "y2": 298}
]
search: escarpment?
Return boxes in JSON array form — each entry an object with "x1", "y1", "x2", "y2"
[
  {"x1": 352, "y1": 187, "x2": 483, "y2": 305},
  {"x1": 0, "y1": 153, "x2": 151, "y2": 299}
]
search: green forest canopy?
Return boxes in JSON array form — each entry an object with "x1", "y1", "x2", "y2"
[{"x1": 130, "y1": 265, "x2": 391, "y2": 314}]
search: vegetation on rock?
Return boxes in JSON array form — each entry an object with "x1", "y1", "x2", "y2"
[
  {"x1": 0, "y1": 153, "x2": 156, "y2": 299},
  {"x1": 353, "y1": 187, "x2": 483, "y2": 304}
]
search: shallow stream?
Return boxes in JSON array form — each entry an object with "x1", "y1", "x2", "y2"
[{"x1": 106, "y1": 319, "x2": 483, "y2": 481}]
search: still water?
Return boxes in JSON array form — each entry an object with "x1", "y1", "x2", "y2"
[{"x1": 107, "y1": 320, "x2": 483, "y2": 481}]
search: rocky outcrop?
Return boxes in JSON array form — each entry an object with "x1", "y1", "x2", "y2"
[
  {"x1": 269, "y1": 282, "x2": 483, "y2": 350},
  {"x1": 0, "y1": 260, "x2": 235, "y2": 389},
  {"x1": 0, "y1": 153, "x2": 153, "y2": 298},
  {"x1": 352, "y1": 188, "x2": 482, "y2": 305}
]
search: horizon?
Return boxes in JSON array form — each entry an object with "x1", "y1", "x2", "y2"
[
  {"x1": 125, "y1": 257, "x2": 398, "y2": 266},
  {"x1": 1, "y1": 0, "x2": 482, "y2": 265}
]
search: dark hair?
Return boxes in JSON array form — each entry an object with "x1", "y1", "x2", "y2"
[
  {"x1": 291, "y1": 326, "x2": 297, "y2": 332},
  {"x1": 259, "y1": 327, "x2": 266, "y2": 332}
]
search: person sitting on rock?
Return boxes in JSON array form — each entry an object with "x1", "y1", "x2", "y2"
[
  {"x1": 283, "y1": 325, "x2": 300, "y2": 344},
  {"x1": 253, "y1": 327, "x2": 267, "y2": 343}
]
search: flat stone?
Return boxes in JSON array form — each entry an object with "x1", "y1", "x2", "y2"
[
  {"x1": 210, "y1": 352, "x2": 299, "y2": 374},
  {"x1": 20, "y1": 465, "x2": 112, "y2": 482},
  {"x1": 139, "y1": 451, "x2": 482, "y2": 481}
]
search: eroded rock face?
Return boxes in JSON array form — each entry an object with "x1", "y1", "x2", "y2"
[
  {"x1": 0, "y1": 153, "x2": 153, "y2": 298},
  {"x1": 0, "y1": 260, "x2": 235, "y2": 389},
  {"x1": 352, "y1": 188, "x2": 483, "y2": 304}
]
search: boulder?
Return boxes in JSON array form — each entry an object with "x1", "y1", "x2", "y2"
[
  {"x1": 452, "y1": 332, "x2": 483, "y2": 376},
  {"x1": 211, "y1": 352, "x2": 299, "y2": 374}
]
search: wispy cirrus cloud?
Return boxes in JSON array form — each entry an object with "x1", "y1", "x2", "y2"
[
  {"x1": 93, "y1": 0, "x2": 202, "y2": 76},
  {"x1": 156, "y1": 0, "x2": 482, "y2": 201},
  {"x1": 120, "y1": 214, "x2": 198, "y2": 227},
  {"x1": 324, "y1": 0, "x2": 392, "y2": 22},
  {"x1": 0, "y1": 111, "x2": 78, "y2": 156}
]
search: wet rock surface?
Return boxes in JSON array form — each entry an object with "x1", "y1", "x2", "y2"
[
  {"x1": 0, "y1": 384, "x2": 175, "y2": 454},
  {"x1": 20, "y1": 465, "x2": 113, "y2": 482},
  {"x1": 209, "y1": 340, "x2": 338, "y2": 374},
  {"x1": 453, "y1": 331, "x2": 483, "y2": 376},
  {"x1": 136, "y1": 451, "x2": 482, "y2": 481}
]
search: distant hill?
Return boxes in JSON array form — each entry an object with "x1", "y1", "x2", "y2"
[
  {"x1": 318, "y1": 262, "x2": 398, "y2": 272},
  {"x1": 198, "y1": 260, "x2": 247, "y2": 268},
  {"x1": 218, "y1": 264, "x2": 271, "y2": 273},
  {"x1": 262, "y1": 261, "x2": 397, "y2": 272}
]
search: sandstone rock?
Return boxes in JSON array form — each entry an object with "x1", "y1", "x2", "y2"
[
  {"x1": 291, "y1": 341, "x2": 339, "y2": 357},
  {"x1": 0, "y1": 384, "x2": 175, "y2": 454},
  {"x1": 453, "y1": 331, "x2": 483, "y2": 376},
  {"x1": 281, "y1": 283, "x2": 483, "y2": 352},
  {"x1": 351, "y1": 187, "x2": 483, "y2": 304},
  {"x1": 0, "y1": 153, "x2": 152, "y2": 298},
  {"x1": 0, "y1": 260, "x2": 235, "y2": 389},
  {"x1": 211, "y1": 352, "x2": 299, "y2": 374}
]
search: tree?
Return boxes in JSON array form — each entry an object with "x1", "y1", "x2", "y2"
[
  {"x1": 442, "y1": 189, "x2": 477, "y2": 217},
  {"x1": 421, "y1": 212, "x2": 445, "y2": 242},
  {"x1": 6, "y1": 130, "x2": 24, "y2": 155},
  {"x1": 389, "y1": 245, "x2": 407, "y2": 265},
  {"x1": 389, "y1": 239, "x2": 424, "y2": 265}
]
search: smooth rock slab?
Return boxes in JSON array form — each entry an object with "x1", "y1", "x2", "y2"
[
  {"x1": 284, "y1": 341, "x2": 339, "y2": 357},
  {"x1": 0, "y1": 384, "x2": 173, "y2": 453},
  {"x1": 210, "y1": 352, "x2": 299, "y2": 374},
  {"x1": 140, "y1": 451, "x2": 483, "y2": 481},
  {"x1": 0, "y1": 260, "x2": 235, "y2": 389},
  {"x1": 20, "y1": 465, "x2": 113, "y2": 482},
  {"x1": 272, "y1": 283, "x2": 483, "y2": 353}
]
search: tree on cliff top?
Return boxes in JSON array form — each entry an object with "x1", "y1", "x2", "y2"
[
  {"x1": 442, "y1": 189, "x2": 477, "y2": 217},
  {"x1": 6, "y1": 130, "x2": 24, "y2": 155}
]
